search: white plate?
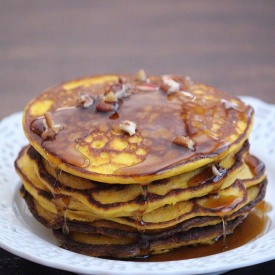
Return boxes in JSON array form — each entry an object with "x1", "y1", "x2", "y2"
[{"x1": 0, "y1": 96, "x2": 274, "y2": 275}]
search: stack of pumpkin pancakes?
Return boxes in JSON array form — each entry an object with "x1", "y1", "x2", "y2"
[{"x1": 15, "y1": 71, "x2": 267, "y2": 259}]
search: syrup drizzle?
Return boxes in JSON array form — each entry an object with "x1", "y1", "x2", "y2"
[
  {"x1": 29, "y1": 75, "x2": 253, "y2": 177},
  {"x1": 54, "y1": 169, "x2": 62, "y2": 190},
  {"x1": 135, "y1": 185, "x2": 148, "y2": 230},
  {"x1": 31, "y1": 109, "x2": 91, "y2": 169},
  {"x1": 136, "y1": 185, "x2": 151, "y2": 256},
  {"x1": 221, "y1": 217, "x2": 228, "y2": 250},
  {"x1": 25, "y1": 75, "x2": 268, "y2": 262},
  {"x1": 187, "y1": 167, "x2": 215, "y2": 187},
  {"x1": 200, "y1": 194, "x2": 243, "y2": 215},
  {"x1": 138, "y1": 201, "x2": 271, "y2": 262},
  {"x1": 50, "y1": 168, "x2": 71, "y2": 235},
  {"x1": 62, "y1": 209, "x2": 70, "y2": 235}
]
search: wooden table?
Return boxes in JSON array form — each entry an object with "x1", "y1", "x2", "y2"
[{"x1": 0, "y1": 1, "x2": 274, "y2": 274}]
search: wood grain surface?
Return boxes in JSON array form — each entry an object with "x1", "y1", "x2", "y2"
[
  {"x1": 1, "y1": 0, "x2": 275, "y2": 119},
  {"x1": 0, "y1": 0, "x2": 274, "y2": 274}
]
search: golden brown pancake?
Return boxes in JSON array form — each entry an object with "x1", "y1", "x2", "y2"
[
  {"x1": 15, "y1": 143, "x2": 265, "y2": 227},
  {"x1": 19, "y1": 178, "x2": 266, "y2": 258},
  {"x1": 15, "y1": 140, "x2": 267, "y2": 258},
  {"x1": 22, "y1": 73, "x2": 253, "y2": 184},
  {"x1": 15, "y1": 71, "x2": 267, "y2": 259}
]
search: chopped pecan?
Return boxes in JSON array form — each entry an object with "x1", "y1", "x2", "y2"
[
  {"x1": 161, "y1": 76, "x2": 181, "y2": 94},
  {"x1": 104, "y1": 91, "x2": 118, "y2": 103},
  {"x1": 80, "y1": 94, "x2": 94, "y2": 108},
  {"x1": 136, "y1": 69, "x2": 147, "y2": 82},
  {"x1": 118, "y1": 76, "x2": 127, "y2": 84},
  {"x1": 41, "y1": 112, "x2": 63, "y2": 140},
  {"x1": 96, "y1": 100, "x2": 115, "y2": 112},
  {"x1": 115, "y1": 84, "x2": 131, "y2": 99},
  {"x1": 44, "y1": 111, "x2": 55, "y2": 129},
  {"x1": 136, "y1": 83, "x2": 159, "y2": 91},
  {"x1": 119, "y1": 120, "x2": 137, "y2": 136},
  {"x1": 173, "y1": 135, "x2": 195, "y2": 150},
  {"x1": 105, "y1": 78, "x2": 131, "y2": 99},
  {"x1": 109, "y1": 82, "x2": 123, "y2": 93},
  {"x1": 212, "y1": 164, "x2": 223, "y2": 177}
]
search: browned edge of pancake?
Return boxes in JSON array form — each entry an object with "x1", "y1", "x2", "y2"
[{"x1": 20, "y1": 179, "x2": 267, "y2": 258}]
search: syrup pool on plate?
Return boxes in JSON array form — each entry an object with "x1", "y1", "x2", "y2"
[{"x1": 138, "y1": 201, "x2": 271, "y2": 262}]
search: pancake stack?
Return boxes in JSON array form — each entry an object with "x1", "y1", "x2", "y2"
[{"x1": 15, "y1": 71, "x2": 267, "y2": 259}]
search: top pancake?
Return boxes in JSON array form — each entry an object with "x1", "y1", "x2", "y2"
[{"x1": 23, "y1": 73, "x2": 254, "y2": 183}]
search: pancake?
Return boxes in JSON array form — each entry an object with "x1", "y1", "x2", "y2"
[
  {"x1": 15, "y1": 140, "x2": 267, "y2": 258},
  {"x1": 22, "y1": 73, "x2": 253, "y2": 184},
  {"x1": 15, "y1": 70, "x2": 267, "y2": 259},
  {"x1": 15, "y1": 143, "x2": 265, "y2": 228},
  {"x1": 20, "y1": 178, "x2": 267, "y2": 258}
]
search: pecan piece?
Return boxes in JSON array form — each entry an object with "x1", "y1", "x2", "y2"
[
  {"x1": 119, "y1": 120, "x2": 137, "y2": 136},
  {"x1": 118, "y1": 76, "x2": 127, "y2": 84},
  {"x1": 115, "y1": 84, "x2": 131, "y2": 99},
  {"x1": 104, "y1": 91, "x2": 118, "y2": 103},
  {"x1": 136, "y1": 69, "x2": 147, "y2": 82},
  {"x1": 173, "y1": 135, "x2": 195, "y2": 150},
  {"x1": 41, "y1": 112, "x2": 63, "y2": 140},
  {"x1": 136, "y1": 83, "x2": 159, "y2": 91},
  {"x1": 96, "y1": 100, "x2": 115, "y2": 112},
  {"x1": 161, "y1": 76, "x2": 181, "y2": 94},
  {"x1": 80, "y1": 94, "x2": 94, "y2": 108},
  {"x1": 212, "y1": 164, "x2": 224, "y2": 177}
]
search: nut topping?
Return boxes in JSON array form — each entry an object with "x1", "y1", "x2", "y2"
[
  {"x1": 136, "y1": 69, "x2": 147, "y2": 82},
  {"x1": 136, "y1": 83, "x2": 159, "y2": 91},
  {"x1": 115, "y1": 84, "x2": 131, "y2": 99},
  {"x1": 41, "y1": 111, "x2": 64, "y2": 140},
  {"x1": 212, "y1": 164, "x2": 223, "y2": 177},
  {"x1": 80, "y1": 94, "x2": 94, "y2": 108},
  {"x1": 104, "y1": 91, "x2": 118, "y2": 103},
  {"x1": 180, "y1": 90, "x2": 196, "y2": 101},
  {"x1": 161, "y1": 76, "x2": 181, "y2": 94},
  {"x1": 173, "y1": 135, "x2": 195, "y2": 150},
  {"x1": 96, "y1": 100, "x2": 116, "y2": 112},
  {"x1": 118, "y1": 76, "x2": 127, "y2": 84},
  {"x1": 119, "y1": 120, "x2": 137, "y2": 136}
]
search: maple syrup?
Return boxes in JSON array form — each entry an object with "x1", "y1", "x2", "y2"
[
  {"x1": 28, "y1": 75, "x2": 253, "y2": 178},
  {"x1": 135, "y1": 185, "x2": 148, "y2": 231},
  {"x1": 200, "y1": 194, "x2": 243, "y2": 214},
  {"x1": 138, "y1": 201, "x2": 271, "y2": 262},
  {"x1": 135, "y1": 185, "x2": 151, "y2": 255}
]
